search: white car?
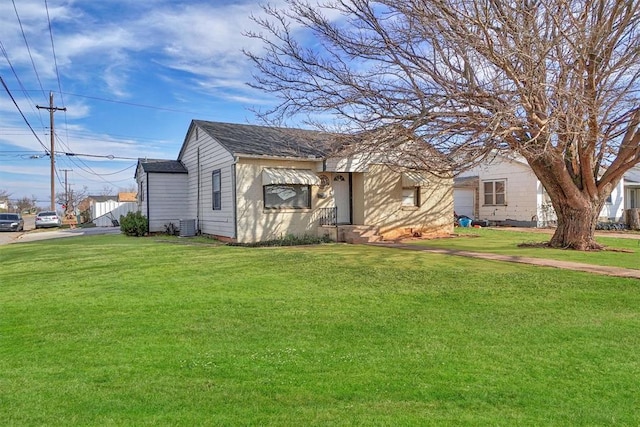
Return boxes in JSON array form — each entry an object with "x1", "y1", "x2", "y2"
[{"x1": 35, "y1": 211, "x2": 62, "y2": 229}]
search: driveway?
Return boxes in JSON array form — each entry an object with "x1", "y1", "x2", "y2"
[{"x1": 0, "y1": 226, "x2": 121, "y2": 245}]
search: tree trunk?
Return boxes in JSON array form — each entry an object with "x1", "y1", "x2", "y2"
[
  {"x1": 627, "y1": 209, "x2": 640, "y2": 231},
  {"x1": 550, "y1": 202, "x2": 603, "y2": 250}
]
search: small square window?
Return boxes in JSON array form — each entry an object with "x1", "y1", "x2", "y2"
[
  {"x1": 483, "y1": 180, "x2": 506, "y2": 205},
  {"x1": 402, "y1": 187, "x2": 420, "y2": 207}
]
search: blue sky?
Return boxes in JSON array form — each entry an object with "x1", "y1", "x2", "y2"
[{"x1": 0, "y1": 0, "x2": 286, "y2": 206}]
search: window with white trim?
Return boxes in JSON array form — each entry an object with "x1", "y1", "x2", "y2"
[
  {"x1": 212, "y1": 169, "x2": 221, "y2": 210},
  {"x1": 264, "y1": 185, "x2": 311, "y2": 209},
  {"x1": 483, "y1": 180, "x2": 506, "y2": 205},
  {"x1": 402, "y1": 187, "x2": 420, "y2": 207}
]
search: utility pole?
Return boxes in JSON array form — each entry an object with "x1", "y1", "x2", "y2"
[
  {"x1": 60, "y1": 168, "x2": 73, "y2": 214},
  {"x1": 37, "y1": 92, "x2": 66, "y2": 211}
]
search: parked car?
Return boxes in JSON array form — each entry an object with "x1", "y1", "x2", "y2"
[
  {"x1": 35, "y1": 211, "x2": 62, "y2": 229},
  {"x1": 0, "y1": 213, "x2": 24, "y2": 231}
]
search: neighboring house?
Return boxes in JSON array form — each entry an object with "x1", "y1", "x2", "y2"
[
  {"x1": 624, "y1": 165, "x2": 640, "y2": 210},
  {"x1": 454, "y1": 154, "x2": 626, "y2": 227},
  {"x1": 118, "y1": 192, "x2": 137, "y2": 203},
  {"x1": 0, "y1": 198, "x2": 8, "y2": 211},
  {"x1": 135, "y1": 120, "x2": 453, "y2": 243}
]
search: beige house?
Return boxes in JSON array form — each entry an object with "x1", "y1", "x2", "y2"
[{"x1": 135, "y1": 120, "x2": 453, "y2": 243}]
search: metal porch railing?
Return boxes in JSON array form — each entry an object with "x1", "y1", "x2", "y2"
[{"x1": 319, "y1": 207, "x2": 337, "y2": 226}]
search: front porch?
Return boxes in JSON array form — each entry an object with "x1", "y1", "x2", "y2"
[
  {"x1": 316, "y1": 207, "x2": 382, "y2": 243},
  {"x1": 317, "y1": 223, "x2": 383, "y2": 244}
]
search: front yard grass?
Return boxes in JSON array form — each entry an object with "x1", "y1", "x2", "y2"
[
  {"x1": 411, "y1": 227, "x2": 640, "y2": 270},
  {"x1": 1, "y1": 234, "x2": 640, "y2": 425}
]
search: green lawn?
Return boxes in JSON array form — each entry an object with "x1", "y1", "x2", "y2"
[
  {"x1": 411, "y1": 227, "x2": 640, "y2": 270},
  {"x1": 2, "y1": 234, "x2": 640, "y2": 425}
]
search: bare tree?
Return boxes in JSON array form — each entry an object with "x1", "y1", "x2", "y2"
[
  {"x1": 15, "y1": 196, "x2": 37, "y2": 213},
  {"x1": 100, "y1": 186, "x2": 115, "y2": 196},
  {"x1": 245, "y1": 0, "x2": 640, "y2": 250},
  {"x1": 56, "y1": 185, "x2": 88, "y2": 214},
  {"x1": 119, "y1": 185, "x2": 137, "y2": 194}
]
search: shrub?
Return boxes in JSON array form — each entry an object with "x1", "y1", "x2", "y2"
[
  {"x1": 228, "y1": 233, "x2": 333, "y2": 247},
  {"x1": 120, "y1": 211, "x2": 148, "y2": 237},
  {"x1": 164, "y1": 222, "x2": 179, "y2": 236}
]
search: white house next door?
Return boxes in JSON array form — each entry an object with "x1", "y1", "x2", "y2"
[{"x1": 333, "y1": 174, "x2": 351, "y2": 224}]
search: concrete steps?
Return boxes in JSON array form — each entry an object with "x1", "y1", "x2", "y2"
[{"x1": 341, "y1": 225, "x2": 382, "y2": 244}]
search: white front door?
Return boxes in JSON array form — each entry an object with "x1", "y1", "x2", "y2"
[{"x1": 333, "y1": 174, "x2": 350, "y2": 224}]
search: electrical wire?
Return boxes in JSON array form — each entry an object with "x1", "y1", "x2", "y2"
[
  {"x1": 61, "y1": 91, "x2": 201, "y2": 115},
  {"x1": 0, "y1": 41, "x2": 46, "y2": 127},
  {"x1": 11, "y1": 0, "x2": 47, "y2": 101},
  {"x1": 0, "y1": 76, "x2": 49, "y2": 152}
]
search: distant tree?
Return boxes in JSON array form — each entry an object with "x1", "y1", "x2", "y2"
[
  {"x1": 246, "y1": 0, "x2": 640, "y2": 250},
  {"x1": 56, "y1": 185, "x2": 88, "y2": 214},
  {"x1": 118, "y1": 185, "x2": 137, "y2": 194},
  {"x1": 15, "y1": 196, "x2": 37, "y2": 213},
  {"x1": 0, "y1": 189, "x2": 10, "y2": 212},
  {"x1": 100, "y1": 186, "x2": 115, "y2": 196}
]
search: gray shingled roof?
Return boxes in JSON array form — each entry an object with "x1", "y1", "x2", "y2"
[
  {"x1": 138, "y1": 158, "x2": 188, "y2": 173},
  {"x1": 192, "y1": 120, "x2": 335, "y2": 159}
]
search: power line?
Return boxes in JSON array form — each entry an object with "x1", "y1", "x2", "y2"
[
  {"x1": 0, "y1": 41, "x2": 46, "y2": 127},
  {"x1": 11, "y1": 0, "x2": 47, "y2": 101},
  {"x1": 0, "y1": 75, "x2": 49, "y2": 152},
  {"x1": 60, "y1": 91, "x2": 201, "y2": 115},
  {"x1": 0, "y1": 127, "x2": 171, "y2": 144}
]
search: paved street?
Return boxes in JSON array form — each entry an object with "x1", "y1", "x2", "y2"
[{"x1": 0, "y1": 214, "x2": 122, "y2": 245}]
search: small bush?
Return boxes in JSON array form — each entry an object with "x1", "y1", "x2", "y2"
[
  {"x1": 120, "y1": 211, "x2": 148, "y2": 237},
  {"x1": 164, "y1": 222, "x2": 179, "y2": 236},
  {"x1": 228, "y1": 233, "x2": 333, "y2": 247}
]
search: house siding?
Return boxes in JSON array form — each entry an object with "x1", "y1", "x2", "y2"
[
  {"x1": 464, "y1": 157, "x2": 539, "y2": 224},
  {"x1": 147, "y1": 173, "x2": 189, "y2": 232},
  {"x1": 179, "y1": 126, "x2": 236, "y2": 239},
  {"x1": 457, "y1": 155, "x2": 628, "y2": 226},
  {"x1": 235, "y1": 158, "x2": 323, "y2": 243},
  {"x1": 362, "y1": 164, "x2": 453, "y2": 239}
]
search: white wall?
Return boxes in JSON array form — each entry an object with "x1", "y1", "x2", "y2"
[
  {"x1": 600, "y1": 180, "x2": 625, "y2": 221},
  {"x1": 459, "y1": 156, "x2": 539, "y2": 224},
  {"x1": 178, "y1": 125, "x2": 236, "y2": 239},
  {"x1": 147, "y1": 173, "x2": 189, "y2": 232}
]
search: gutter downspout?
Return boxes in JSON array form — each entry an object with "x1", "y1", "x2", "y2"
[
  {"x1": 146, "y1": 171, "x2": 150, "y2": 232},
  {"x1": 232, "y1": 157, "x2": 238, "y2": 241},
  {"x1": 197, "y1": 147, "x2": 201, "y2": 234}
]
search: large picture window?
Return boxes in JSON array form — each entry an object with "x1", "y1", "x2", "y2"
[
  {"x1": 212, "y1": 169, "x2": 221, "y2": 210},
  {"x1": 483, "y1": 180, "x2": 506, "y2": 205},
  {"x1": 264, "y1": 184, "x2": 311, "y2": 209}
]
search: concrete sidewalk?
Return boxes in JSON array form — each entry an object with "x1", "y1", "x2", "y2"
[{"x1": 369, "y1": 242, "x2": 640, "y2": 280}]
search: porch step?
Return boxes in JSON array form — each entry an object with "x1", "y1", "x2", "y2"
[{"x1": 342, "y1": 225, "x2": 382, "y2": 244}]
